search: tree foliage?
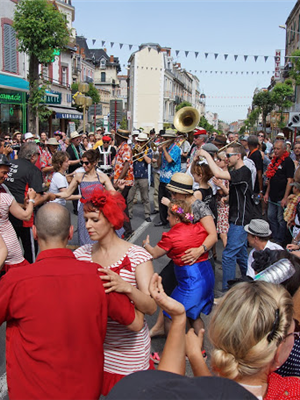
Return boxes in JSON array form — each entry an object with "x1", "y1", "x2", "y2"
[
  {"x1": 289, "y1": 49, "x2": 300, "y2": 86},
  {"x1": 13, "y1": 0, "x2": 70, "y2": 132},
  {"x1": 199, "y1": 116, "x2": 214, "y2": 133},
  {"x1": 271, "y1": 81, "x2": 294, "y2": 128},
  {"x1": 252, "y1": 91, "x2": 274, "y2": 130},
  {"x1": 175, "y1": 101, "x2": 192, "y2": 112},
  {"x1": 244, "y1": 108, "x2": 260, "y2": 129}
]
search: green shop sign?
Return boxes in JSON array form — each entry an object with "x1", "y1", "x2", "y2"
[
  {"x1": 0, "y1": 92, "x2": 22, "y2": 104},
  {"x1": 43, "y1": 92, "x2": 62, "y2": 104}
]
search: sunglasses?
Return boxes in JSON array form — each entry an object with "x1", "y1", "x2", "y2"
[
  {"x1": 82, "y1": 161, "x2": 90, "y2": 166},
  {"x1": 4, "y1": 137, "x2": 10, "y2": 140},
  {"x1": 284, "y1": 319, "x2": 300, "y2": 341},
  {"x1": 226, "y1": 153, "x2": 239, "y2": 158},
  {"x1": 258, "y1": 134, "x2": 264, "y2": 138}
]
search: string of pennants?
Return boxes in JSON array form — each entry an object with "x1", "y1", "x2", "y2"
[
  {"x1": 206, "y1": 96, "x2": 252, "y2": 99},
  {"x1": 206, "y1": 104, "x2": 251, "y2": 108},
  {"x1": 133, "y1": 66, "x2": 275, "y2": 75},
  {"x1": 87, "y1": 36, "x2": 294, "y2": 61}
]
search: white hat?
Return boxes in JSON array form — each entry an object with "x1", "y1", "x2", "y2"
[
  {"x1": 132, "y1": 130, "x2": 140, "y2": 136},
  {"x1": 136, "y1": 132, "x2": 149, "y2": 142},
  {"x1": 244, "y1": 219, "x2": 272, "y2": 237},
  {"x1": 47, "y1": 138, "x2": 60, "y2": 146},
  {"x1": 24, "y1": 132, "x2": 34, "y2": 140},
  {"x1": 70, "y1": 131, "x2": 81, "y2": 140},
  {"x1": 162, "y1": 129, "x2": 177, "y2": 138},
  {"x1": 276, "y1": 132, "x2": 285, "y2": 138}
]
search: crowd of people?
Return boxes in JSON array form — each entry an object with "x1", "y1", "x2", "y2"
[{"x1": 0, "y1": 125, "x2": 300, "y2": 398}]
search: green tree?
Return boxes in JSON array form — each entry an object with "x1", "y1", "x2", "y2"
[
  {"x1": 199, "y1": 116, "x2": 214, "y2": 133},
  {"x1": 175, "y1": 101, "x2": 192, "y2": 112},
  {"x1": 271, "y1": 81, "x2": 294, "y2": 129},
  {"x1": 13, "y1": 0, "x2": 70, "y2": 133},
  {"x1": 119, "y1": 116, "x2": 128, "y2": 130},
  {"x1": 252, "y1": 91, "x2": 275, "y2": 130},
  {"x1": 289, "y1": 49, "x2": 300, "y2": 85},
  {"x1": 244, "y1": 108, "x2": 260, "y2": 131}
]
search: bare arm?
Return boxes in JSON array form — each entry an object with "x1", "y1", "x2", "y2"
[
  {"x1": 9, "y1": 188, "x2": 36, "y2": 221},
  {"x1": 126, "y1": 309, "x2": 145, "y2": 332},
  {"x1": 0, "y1": 235, "x2": 8, "y2": 270},
  {"x1": 100, "y1": 173, "x2": 115, "y2": 191},
  {"x1": 281, "y1": 177, "x2": 294, "y2": 207},
  {"x1": 56, "y1": 174, "x2": 80, "y2": 199},
  {"x1": 186, "y1": 328, "x2": 212, "y2": 377},
  {"x1": 142, "y1": 235, "x2": 168, "y2": 259},
  {"x1": 149, "y1": 273, "x2": 186, "y2": 375},
  {"x1": 198, "y1": 149, "x2": 231, "y2": 180}
]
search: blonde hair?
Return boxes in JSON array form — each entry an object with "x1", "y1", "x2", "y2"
[
  {"x1": 218, "y1": 151, "x2": 227, "y2": 161},
  {"x1": 209, "y1": 281, "x2": 293, "y2": 380}
]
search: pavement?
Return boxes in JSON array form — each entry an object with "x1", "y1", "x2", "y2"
[{"x1": 0, "y1": 187, "x2": 241, "y2": 398}]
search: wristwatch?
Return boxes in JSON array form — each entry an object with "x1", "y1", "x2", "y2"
[
  {"x1": 28, "y1": 199, "x2": 35, "y2": 204},
  {"x1": 202, "y1": 244, "x2": 208, "y2": 252}
]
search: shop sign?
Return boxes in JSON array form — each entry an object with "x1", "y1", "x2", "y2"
[
  {"x1": 44, "y1": 92, "x2": 61, "y2": 104},
  {"x1": 56, "y1": 112, "x2": 83, "y2": 120},
  {"x1": 0, "y1": 92, "x2": 22, "y2": 104}
]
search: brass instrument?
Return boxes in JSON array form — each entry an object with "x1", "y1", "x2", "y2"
[
  {"x1": 217, "y1": 139, "x2": 239, "y2": 153},
  {"x1": 133, "y1": 146, "x2": 149, "y2": 162},
  {"x1": 173, "y1": 106, "x2": 200, "y2": 133},
  {"x1": 150, "y1": 139, "x2": 174, "y2": 152}
]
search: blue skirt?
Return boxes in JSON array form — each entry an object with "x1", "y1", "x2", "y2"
[{"x1": 163, "y1": 260, "x2": 215, "y2": 320}]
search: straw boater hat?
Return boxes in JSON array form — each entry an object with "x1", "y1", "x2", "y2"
[
  {"x1": 136, "y1": 132, "x2": 148, "y2": 142},
  {"x1": 46, "y1": 138, "x2": 60, "y2": 146},
  {"x1": 162, "y1": 129, "x2": 177, "y2": 138},
  {"x1": 70, "y1": 131, "x2": 81, "y2": 140},
  {"x1": 116, "y1": 129, "x2": 130, "y2": 139},
  {"x1": 244, "y1": 219, "x2": 272, "y2": 237},
  {"x1": 166, "y1": 173, "x2": 194, "y2": 195}
]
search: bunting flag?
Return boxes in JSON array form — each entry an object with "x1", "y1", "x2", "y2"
[
  {"x1": 102, "y1": 41, "x2": 105, "y2": 47},
  {"x1": 234, "y1": 55, "x2": 238, "y2": 61},
  {"x1": 185, "y1": 51, "x2": 189, "y2": 57},
  {"x1": 110, "y1": 42, "x2": 114, "y2": 48},
  {"x1": 224, "y1": 54, "x2": 228, "y2": 60},
  {"x1": 129, "y1": 45, "x2": 133, "y2": 50},
  {"x1": 205, "y1": 53, "x2": 208, "y2": 58},
  {"x1": 264, "y1": 56, "x2": 268, "y2": 62},
  {"x1": 244, "y1": 55, "x2": 248, "y2": 62},
  {"x1": 195, "y1": 52, "x2": 199, "y2": 58},
  {"x1": 92, "y1": 39, "x2": 96, "y2": 45},
  {"x1": 119, "y1": 43, "x2": 123, "y2": 49},
  {"x1": 214, "y1": 53, "x2": 218, "y2": 59},
  {"x1": 176, "y1": 50, "x2": 180, "y2": 56},
  {"x1": 254, "y1": 56, "x2": 258, "y2": 62}
]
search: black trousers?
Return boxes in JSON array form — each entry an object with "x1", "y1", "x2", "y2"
[
  {"x1": 14, "y1": 226, "x2": 38, "y2": 263},
  {"x1": 158, "y1": 182, "x2": 171, "y2": 225},
  {"x1": 121, "y1": 186, "x2": 133, "y2": 235}
]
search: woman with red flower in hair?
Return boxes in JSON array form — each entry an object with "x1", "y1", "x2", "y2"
[{"x1": 74, "y1": 188, "x2": 156, "y2": 396}]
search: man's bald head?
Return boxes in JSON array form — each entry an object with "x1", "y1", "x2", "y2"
[{"x1": 35, "y1": 203, "x2": 71, "y2": 242}]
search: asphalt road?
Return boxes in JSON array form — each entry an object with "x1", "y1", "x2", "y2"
[{"x1": 0, "y1": 187, "x2": 233, "y2": 398}]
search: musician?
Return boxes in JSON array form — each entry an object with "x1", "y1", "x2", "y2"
[
  {"x1": 155, "y1": 130, "x2": 181, "y2": 227},
  {"x1": 176, "y1": 132, "x2": 191, "y2": 173},
  {"x1": 113, "y1": 129, "x2": 134, "y2": 240},
  {"x1": 187, "y1": 128, "x2": 208, "y2": 168},
  {"x1": 97, "y1": 135, "x2": 116, "y2": 177},
  {"x1": 127, "y1": 132, "x2": 153, "y2": 222}
]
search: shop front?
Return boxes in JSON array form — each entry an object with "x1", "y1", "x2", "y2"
[{"x1": 0, "y1": 74, "x2": 28, "y2": 136}]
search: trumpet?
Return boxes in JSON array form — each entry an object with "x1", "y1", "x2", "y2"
[{"x1": 151, "y1": 139, "x2": 174, "y2": 152}]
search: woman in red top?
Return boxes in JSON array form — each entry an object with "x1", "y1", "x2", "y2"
[{"x1": 143, "y1": 199, "x2": 214, "y2": 335}]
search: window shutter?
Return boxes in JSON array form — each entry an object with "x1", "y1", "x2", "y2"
[{"x1": 4, "y1": 24, "x2": 17, "y2": 73}]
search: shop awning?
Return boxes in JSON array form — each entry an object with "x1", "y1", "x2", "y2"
[
  {"x1": 0, "y1": 74, "x2": 29, "y2": 92},
  {"x1": 47, "y1": 105, "x2": 83, "y2": 120}
]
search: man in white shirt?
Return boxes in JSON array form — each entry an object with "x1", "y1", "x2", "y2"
[{"x1": 244, "y1": 219, "x2": 283, "y2": 278}]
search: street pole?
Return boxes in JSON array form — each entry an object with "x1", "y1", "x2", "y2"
[{"x1": 114, "y1": 100, "x2": 117, "y2": 131}]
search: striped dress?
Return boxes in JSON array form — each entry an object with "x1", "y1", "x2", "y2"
[
  {"x1": 0, "y1": 193, "x2": 25, "y2": 265},
  {"x1": 74, "y1": 245, "x2": 152, "y2": 376}
]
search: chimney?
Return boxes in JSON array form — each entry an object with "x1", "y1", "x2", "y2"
[
  {"x1": 110, "y1": 55, "x2": 114, "y2": 62},
  {"x1": 104, "y1": 48, "x2": 107, "y2": 53}
]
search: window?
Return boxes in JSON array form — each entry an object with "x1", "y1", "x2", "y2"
[
  {"x1": 4, "y1": 24, "x2": 17, "y2": 73},
  {"x1": 42, "y1": 65, "x2": 49, "y2": 80},
  {"x1": 100, "y1": 58, "x2": 106, "y2": 69},
  {"x1": 101, "y1": 72, "x2": 106, "y2": 82},
  {"x1": 61, "y1": 66, "x2": 68, "y2": 86}
]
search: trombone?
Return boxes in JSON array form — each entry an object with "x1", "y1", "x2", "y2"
[
  {"x1": 217, "y1": 139, "x2": 239, "y2": 153},
  {"x1": 150, "y1": 139, "x2": 174, "y2": 152}
]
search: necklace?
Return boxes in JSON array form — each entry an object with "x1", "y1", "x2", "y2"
[{"x1": 266, "y1": 151, "x2": 289, "y2": 179}]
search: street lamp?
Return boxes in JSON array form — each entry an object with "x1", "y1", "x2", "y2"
[{"x1": 75, "y1": 82, "x2": 93, "y2": 133}]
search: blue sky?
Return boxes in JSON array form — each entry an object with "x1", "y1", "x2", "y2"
[{"x1": 72, "y1": 0, "x2": 296, "y2": 123}]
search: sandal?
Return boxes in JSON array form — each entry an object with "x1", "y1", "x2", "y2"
[{"x1": 150, "y1": 352, "x2": 161, "y2": 364}]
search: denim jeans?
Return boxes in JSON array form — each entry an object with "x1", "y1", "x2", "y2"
[
  {"x1": 222, "y1": 223, "x2": 248, "y2": 291},
  {"x1": 267, "y1": 201, "x2": 286, "y2": 244}
]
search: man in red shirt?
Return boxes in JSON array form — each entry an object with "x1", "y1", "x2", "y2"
[{"x1": 0, "y1": 203, "x2": 143, "y2": 400}]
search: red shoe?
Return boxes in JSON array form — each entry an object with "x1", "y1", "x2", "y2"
[{"x1": 150, "y1": 352, "x2": 161, "y2": 364}]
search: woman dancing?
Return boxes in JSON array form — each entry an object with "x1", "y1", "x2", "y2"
[
  {"x1": 143, "y1": 199, "x2": 214, "y2": 335},
  {"x1": 74, "y1": 188, "x2": 156, "y2": 395}
]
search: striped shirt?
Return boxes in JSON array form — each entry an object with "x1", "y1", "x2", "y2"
[
  {"x1": 74, "y1": 244, "x2": 152, "y2": 375},
  {"x1": 0, "y1": 193, "x2": 24, "y2": 265}
]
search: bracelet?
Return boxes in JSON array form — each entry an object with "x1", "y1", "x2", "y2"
[
  {"x1": 202, "y1": 244, "x2": 208, "y2": 252},
  {"x1": 28, "y1": 199, "x2": 35, "y2": 204},
  {"x1": 143, "y1": 242, "x2": 149, "y2": 248}
]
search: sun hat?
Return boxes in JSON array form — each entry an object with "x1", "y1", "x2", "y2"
[
  {"x1": 0, "y1": 154, "x2": 11, "y2": 167},
  {"x1": 116, "y1": 129, "x2": 130, "y2": 139},
  {"x1": 193, "y1": 127, "x2": 207, "y2": 136},
  {"x1": 47, "y1": 138, "x2": 60, "y2": 146},
  {"x1": 212, "y1": 135, "x2": 227, "y2": 147},
  {"x1": 70, "y1": 131, "x2": 81, "y2": 140},
  {"x1": 244, "y1": 219, "x2": 272, "y2": 237},
  {"x1": 24, "y1": 132, "x2": 34, "y2": 140},
  {"x1": 136, "y1": 132, "x2": 149, "y2": 142},
  {"x1": 132, "y1": 130, "x2": 140, "y2": 137},
  {"x1": 107, "y1": 370, "x2": 256, "y2": 400},
  {"x1": 276, "y1": 132, "x2": 285, "y2": 139},
  {"x1": 166, "y1": 172, "x2": 194, "y2": 195},
  {"x1": 162, "y1": 129, "x2": 177, "y2": 138}
]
